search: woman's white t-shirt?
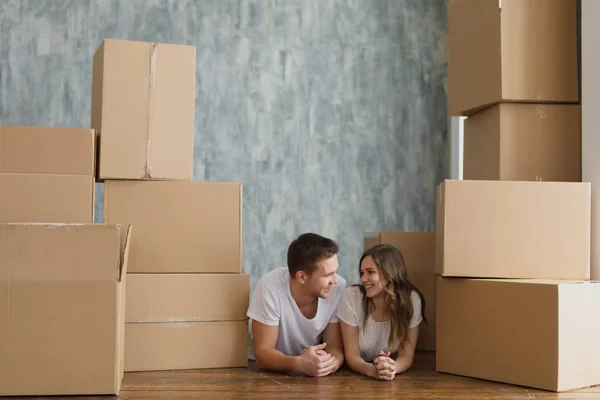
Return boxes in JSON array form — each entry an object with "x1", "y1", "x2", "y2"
[{"x1": 337, "y1": 286, "x2": 423, "y2": 362}]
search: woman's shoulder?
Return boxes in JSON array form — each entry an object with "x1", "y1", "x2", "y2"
[
  {"x1": 344, "y1": 285, "x2": 363, "y2": 296},
  {"x1": 341, "y1": 285, "x2": 363, "y2": 303},
  {"x1": 409, "y1": 289, "x2": 422, "y2": 308}
]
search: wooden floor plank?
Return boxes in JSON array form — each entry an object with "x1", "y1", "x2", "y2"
[{"x1": 8, "y1": 352, "x2": 600, "y2": 399}]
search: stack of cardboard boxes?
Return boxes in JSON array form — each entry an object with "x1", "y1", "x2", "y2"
[
  {"x1": 439, "y1": 0, "x2": 600, "y2": 392},
  {"x1": 0, "y1": 37, "x2": 250, "y2": 397},
  {"x1": 0, "y1": 128, "x2": 131, "y2": 396},
  {"x1": 91, "y1": 39, "x2": 249, "y2": 372}
]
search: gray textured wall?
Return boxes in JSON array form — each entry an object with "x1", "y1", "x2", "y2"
[{"x1": 0, "y1": 0, "x2": 448, "y2": 290}]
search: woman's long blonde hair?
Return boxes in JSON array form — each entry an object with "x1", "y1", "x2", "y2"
[{"x1": 358, "y1": 244, "x2": 427, "y2": 349}]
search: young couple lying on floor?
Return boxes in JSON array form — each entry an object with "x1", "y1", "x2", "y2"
[{"x1": 247, "y1": 232, "x2": 426, "y2": 381}]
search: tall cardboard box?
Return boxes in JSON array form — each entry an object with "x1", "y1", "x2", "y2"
[
  {"x1": 464, "y1": 104, "x2": 581, "y2": 182},
  {"x1": 436, "y1": 278, "x2": 600, "y2": 392},
  {"x1": 124, "y1": 274, "x2": 249, "y2": 371},
  {"x1": 0, "y1": 223, "x2": 131, "y2": 396},
  {"x1": 364, "y1": 232, "x2": 436, "y2": 351},
  {"x1": 582, "y1": 0, "x2": 600, "y2": 282},
  {"x1": 0, "y1": 125, "x2": 95, "y2": 223},
  {"x1": 104, "y1": 180, "x2": 242, "y2": 273},
  {"x1": 436, "y1": 180, "x2": 590, "y2": 279},
  {"x1": 447, "y1": 0, "x2": 578, "y2": 116},
  {"x1": 91, "y1": 39, "x2": 196, "y2": 180}
]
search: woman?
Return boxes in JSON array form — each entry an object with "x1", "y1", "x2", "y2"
[{"x1": 337, "y1": 244, "x2": 426, "y2": 380}]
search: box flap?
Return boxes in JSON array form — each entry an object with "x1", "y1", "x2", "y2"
[
  {"x1": 0, "y1": 223, "x2": 121, "y2": 280},
  {"x1": 0, "y1": 126, "x2": 95, "y2": 175},
  {"x1": 118, "y1": 225, "x2": 131, "y2": 281}
]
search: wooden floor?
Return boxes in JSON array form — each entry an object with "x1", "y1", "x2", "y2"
[{"x1": 18, "y1": 352, "x2": 600, "y2": 399}]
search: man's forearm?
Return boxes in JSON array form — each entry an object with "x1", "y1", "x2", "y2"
[{"x1": 255, "y1": 348, "x2": 299, "y2": 373}]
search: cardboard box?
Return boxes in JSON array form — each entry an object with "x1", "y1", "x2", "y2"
[
  {"x1": 125, "y1": 273, "x2": 250, "y2": 323},
  {"x1": 0, "y1": 125, "x2": 95, "y2": 223},
  {"x1": 364, "y1": 232, "x2": 436, "y2": 351},
  {"x1": 582, "y1": 0, "x2": 600, "y2": 282},
  {"x1": 436, "y1": 180, "x2": 590, "y2": 279},
  {"x1": 0, "y1": 223, "x2": 131, "y2": 396},
  {"x1": 436, "y1": 278, "x2": 600, "y2": 392},
  {"x1": 125, "y1": 321, "x2": 248, "y2": 372},
  {"x1": 124, "y1": 273, "x2": 249, "y2": 371},
  {"x1": 447, "y1": 0, "x2": 578, "y2": 116},
  {"x1": 104, "y1": 180, "x2": 242, "y2": 273},
  {"x1": 91, "y1": 39, "x2": 196, "y2": 180},
  {"x1": 464, "y1": 104, "x2": 581, "y2": 182}
]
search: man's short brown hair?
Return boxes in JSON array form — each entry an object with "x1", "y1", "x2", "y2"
[{"x1": 287, "y1": 233, "x2": 339, "y2": 277}]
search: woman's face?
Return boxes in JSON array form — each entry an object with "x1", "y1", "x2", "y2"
[{"x1": 359, "y1": 256, "x2": 386, "y2": 298}]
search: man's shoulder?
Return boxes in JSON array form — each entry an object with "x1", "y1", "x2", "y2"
[
  {"x1": 334, "y1": 273, "x2": 348, "y2": 291},
  {"x1": 337, "y1": 273, "x2": 348, "y2": 287},
  {"x1": 328, "y1": 274, "x2": 349, "y2": 301},
  {"x1": 257, "y1": 266, "x2": 288, "y2": 283},
  {"x1": 254, "y1": 267, "x2": 289, "y2": 293}
]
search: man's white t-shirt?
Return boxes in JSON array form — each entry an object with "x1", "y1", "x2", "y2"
[
  {"x1": 337, "y1": 286, "x2": 423, "y2": 362},
  {"x1": 246, "y1": 267, "x2": 347, "y2": 359}
]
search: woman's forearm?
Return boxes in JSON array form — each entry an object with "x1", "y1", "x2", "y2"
[
  {"x1": 394, "y1": 354, "x2": 414, "y2": 374},
  {"x1": 347, "y1": 354, "x2": 377, "y2": 378}
]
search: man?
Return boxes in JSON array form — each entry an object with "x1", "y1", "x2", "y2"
[{"x1": 247, "y1": 232, "x2": 347, "y2": 377}]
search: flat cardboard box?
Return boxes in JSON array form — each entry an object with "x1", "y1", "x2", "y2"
[
  {"x1": 0, "y1": 125, "x2": 95, "y2": 223},
  {"x1": 126, "y1": 273, "x2": 250, "y2": 323},
  {"x1": 91, "y1": 39, "x2": 196, "y2": 180},
  {"x1": 447, "y1": 0, "x2": 578, "y2": 116},
  {"x1": 125, "y1": 321, "x2": 248, "y2": 372},
  {"x1": 0, "y1": 223, "x2": 131, "y2": 396},
  {"x1": 464, "y1": 104, "x2": 581, "y2": 182},
  {"x1": 436, "y1": 180, "x2": 590, "y2": 279},
  {"x1": 104, "y1": 180, "x2": 242, "y2": 273},
  {"x1": 364, "y1": 232, "x2": 436, "y2": 351},
  {"x1": 436, "y1": 278, "x2": 600, "y2": 392}
]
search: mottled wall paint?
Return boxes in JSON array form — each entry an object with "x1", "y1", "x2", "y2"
[{"x1": 0, "y1": 0, "x2": 448, "y2": 290}]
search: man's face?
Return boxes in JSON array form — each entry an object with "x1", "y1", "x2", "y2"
[{"x1": 306, "y1": 254, "x2": 339, "y2": 299}]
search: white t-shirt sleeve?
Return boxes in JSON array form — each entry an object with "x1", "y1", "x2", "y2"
[
  {"x1": 330, "y1": 310, "x2": 340, "y2": 323},
  {"x1": 328, "y1": 278, "x2": 347, "y2": 323},
  {"x1": 408, "y1": 290, "x2": 423, "y2": 328},
  {"x1": 336, "y1": 287, "x2": 359, "y2": 327},
  {"x1": 246, "y1": 280, "x2": 280, "y2": 326}
]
